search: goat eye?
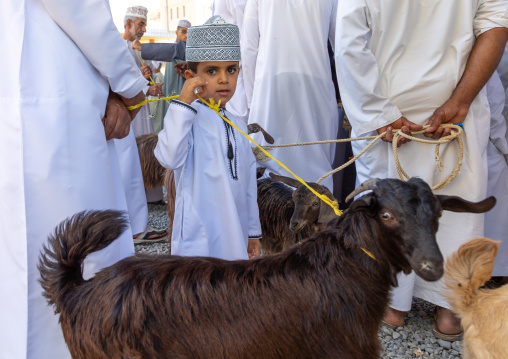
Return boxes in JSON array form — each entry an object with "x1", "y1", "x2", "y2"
[
  {"x1": 381, "y1": 212, "x2": 392, "y2": 220},
  {"x1": 312, "y1": 202, "x2": 319, "y2": 207}
]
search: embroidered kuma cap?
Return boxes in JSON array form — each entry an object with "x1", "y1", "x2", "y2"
[
  {"x1": 186, "y1": 15, "x2": 240, "y2": 62},
  {"x1": 178, "y1": 19, "x2": 191, "y2": 28},
  {"x1": 125, "y1": 6, "x2": 148, "y2": 19}
]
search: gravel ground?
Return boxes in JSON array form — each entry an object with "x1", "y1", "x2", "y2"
[{"x1": 137, "y1": 203, "x2": 464, "y2": 359}]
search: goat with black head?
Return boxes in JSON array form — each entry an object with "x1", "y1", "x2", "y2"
[{"x1": 39, "y1": 177, "x2": 495, "y2": 359}]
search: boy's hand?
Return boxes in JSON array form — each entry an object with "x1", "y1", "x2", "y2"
[
  {"x1": 247, "y1": 239, "x2": 261, "y2": 259},
  {"x1": 178, "y1": 77, "x2": 207, "y2": 105}
]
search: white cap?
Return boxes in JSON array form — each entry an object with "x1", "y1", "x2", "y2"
[{"x1": 125, "y1": 6, "x2": 148, "y2": 20}]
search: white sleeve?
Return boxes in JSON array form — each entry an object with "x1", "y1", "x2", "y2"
[
  {"x1": 154, "y1": 101, "x2": 196, "y2": 170},
  {"x1": 474, "y1": 0, "x2": 508, "y2": 37},
  {"x1": 247, "y1": 149, "x2": 262, "y2": 239},
  {"x1": 40, "y1": 0, "x2": 147, "y2": 98},
  {"x1": 335, "y1": 0, "x2": 403, "y2": 135},
  {"x1": 241, "y1": 0, "x2": 260, "y2": 109}
]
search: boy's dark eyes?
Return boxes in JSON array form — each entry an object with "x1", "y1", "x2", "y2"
[{"x1": 206, "y1": 68, "x2": 237, "y2": 75}]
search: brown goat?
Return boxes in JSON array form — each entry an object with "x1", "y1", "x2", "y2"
[
  {"x1": 38, "y1": 178, "x2": 495, "y2": 359},
  {"x1": 257, "y1": 172, "x2": 337, "y2": 254},
  {"x1": 136, "y1": 134, "x2": 166, "y2": 190}
]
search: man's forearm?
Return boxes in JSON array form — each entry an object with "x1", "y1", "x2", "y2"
[
  {"x1": 451, "y1": 27, "x2": 508, "y2": 107},
  {"x1": 140, "y1": 42, "x2": 186, "y2": 62}
]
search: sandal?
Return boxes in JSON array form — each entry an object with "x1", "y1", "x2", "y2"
[
  {"x1": 433, "y1": 307, "x2": 463, "y2": 341},
  {"x1": 133, "y1": 226, "x2": 167, "y2": 244}
]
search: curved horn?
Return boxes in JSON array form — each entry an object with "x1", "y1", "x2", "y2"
[{"x1": 345, "y1": 178, "x2": 380, "y2": 203}]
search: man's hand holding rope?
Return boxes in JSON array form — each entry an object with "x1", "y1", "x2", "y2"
[
  {"x1": 424, "y1": 98, "x2": 469, "y2": 139},
  {"x1": 377, "y1": 116, "x2": 423, "y2": 147}
]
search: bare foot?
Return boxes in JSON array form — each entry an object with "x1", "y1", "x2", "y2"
[
  {"x1": 435, "y1": 306, "x2": 462, "y2": 335},
  {"x1": 383, "y1": 307, "x2": 406, "y2": 327}
]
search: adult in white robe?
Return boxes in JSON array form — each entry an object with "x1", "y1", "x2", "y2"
[
  {"x1": 335, "y1": 0, "x2": 508, "y2": 333},
  {"x1": 155, "y1": 101, "x2": 262, "y2": 260},
  {"x1": 0, "y1": 0, "x2": 147, "y2": 358},
  {"x1": 212, "y1": 0, "x2": 249, "y2": 123},
  {"x1": 123, "y1": 14, "x2": 166, "y2": 203},
  {"x1": 125, "y1": 38, "x2": 156, "y2": 137},
  {"x1": 242, "y1": 0, "x2": 339, "y2": 191},
  {"x1": 485, "y1": 72, "x2": 508, "y2": 276}
]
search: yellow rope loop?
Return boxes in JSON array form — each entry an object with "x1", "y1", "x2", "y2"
[{"x1": 196, "y1": 94, "x2": 343, "y2": 217}]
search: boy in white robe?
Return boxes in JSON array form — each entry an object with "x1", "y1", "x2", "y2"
[{"x1": 155, "y1": 15, "x2": 262, "y2": 260}]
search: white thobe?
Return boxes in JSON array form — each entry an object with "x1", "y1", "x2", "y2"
[
  {"x1": 485, "y1": 72, "x2": 508, "y2": 276},
  {"x1": 124, "y1": 40, "x2": 164, "y2": 203},
  {"x1": 335, "y1": 0, "x2": 508, "y2": 310},
  {"x1": 125, "y1": 39, "x2": 155, "y2": 137},
  {"x1": 113, "y1": 129, "x2": 148, "y2": 235},
  {"x1": 155, "y1": 101, "x2": 262, "y2": 260},
  {"x1": 212, "y1": 0, "x2": 249, "y2": 123},
  {"x1": 0, "y1": 0, "x2": 147, "y2": 358},
  {"x1": 242, "y1": 0, "x2": 339, "y2": 191}
]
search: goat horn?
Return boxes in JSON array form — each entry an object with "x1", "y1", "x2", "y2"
[{"x1": 345, "y1": 178, "x2": 380, "y2": 203}]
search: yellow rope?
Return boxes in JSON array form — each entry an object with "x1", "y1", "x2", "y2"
[
  {"x1": 127, "y1": 95, "x2": 179, "y2": 111},
  {"x1": 195, "y1": 94, "x2": 343, "y2": 217},
  {"x1": 133, "y1": 48, "x2": 175, "y2": 108}
]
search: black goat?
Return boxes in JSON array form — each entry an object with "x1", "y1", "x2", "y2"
[{"x1": 38, "y1": 178, "x2": 495, "y2": 359}]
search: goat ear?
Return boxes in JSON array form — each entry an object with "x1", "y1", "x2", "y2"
[
  {"x1": 318, "y1": 186, "x2": 339, "y2": 224},
  {"x1": 269, "y1": 173, "x2": 301, "y2": 188},
  {"x1": 437, "y1": 195, "x2": 496, "y2": 213}
]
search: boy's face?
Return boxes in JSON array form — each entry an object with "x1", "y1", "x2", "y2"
[{"x1": 185, "y1": 61, "x2": 240, "y2": 107}]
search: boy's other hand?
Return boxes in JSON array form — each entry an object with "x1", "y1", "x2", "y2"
[
  {"x1": 178, "y1": 77, "x2": 207, "y2": 105},
  {"x1": 247, "y1": 239, "x2": 261, "y2": 259}
]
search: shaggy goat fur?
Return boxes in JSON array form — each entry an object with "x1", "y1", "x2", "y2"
[
  {"x1": 38, "y1": 178, "x2": 495, "y2": 359},
  {"x1": 444, "y1": 237, "x2": 507, "y2": 359},
  {"x1": 136, "y1": 134, "x2": 166, "y2": 189},
  {"x1": 257, "y1": 174, "x2": 336, "y2": 254}
]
